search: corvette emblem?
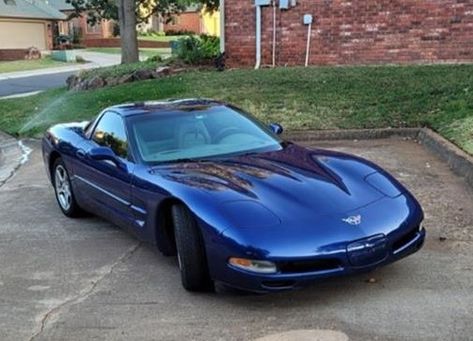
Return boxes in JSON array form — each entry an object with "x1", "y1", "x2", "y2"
[{"x1": 342, "y1": 215, "x2": 362, "y2": 226}]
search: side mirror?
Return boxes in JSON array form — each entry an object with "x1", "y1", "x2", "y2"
[
  {"x1": 269, "y1": 123, "x2": 284, "y2": 135},
  {"x1": 88, "y1": 147, "x2": 126, "y2": 170}
]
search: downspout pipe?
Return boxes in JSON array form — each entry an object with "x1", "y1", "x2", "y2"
[
  {"x1": 272, "y1": 0, "x2": 276, "y2": 67},
  {"x1": 255, "y1": 0, "x2": 271, "y2": 69},
  {"x1": 220, "y1": 0, "x2": 225, "y2": 53},
  {"x1": 255, "y1": 4, "x2": 262, "y2": 69}
]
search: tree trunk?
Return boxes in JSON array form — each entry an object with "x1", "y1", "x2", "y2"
[{"x1": 118, "y1": 0, "x2": 139, "y2": 64}]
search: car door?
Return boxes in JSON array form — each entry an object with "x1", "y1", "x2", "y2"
[{"x1": 73, "y1": 111, "x2": 135, "y2": 230}]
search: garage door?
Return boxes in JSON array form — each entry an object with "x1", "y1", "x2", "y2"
[{"x1": 0, "y1": 21, "x2": 47, "y2": 49}]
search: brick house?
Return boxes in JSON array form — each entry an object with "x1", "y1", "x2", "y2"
[
  {"x1": 143, "y1": 5, "x2": 220, "y2": 36},
  {"x1": 164, "y1": 5, "x2": 203, "y2": 34},
  {"x1": 221, "y1": 0, "x2": 473, "y2": 67},
  {"x1": 46, "y1": 0, "x2": 114, "y2": 41},
  {"x1": 0, "y1": 0, "x2": 65, "y2": 59}
]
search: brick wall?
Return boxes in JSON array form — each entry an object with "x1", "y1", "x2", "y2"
[
  {"x1": 83, "y1": 38, "x2": 170, "y2": 48},
  {"x1": 0, "y1": 49, "x2": 28, "y2": 61},
  {"x1": 164, "y1": 12, "x2": 202, "y2": 34},
  {"x1": 224, "y1": 0, "x2": 473, "y2": 67}
]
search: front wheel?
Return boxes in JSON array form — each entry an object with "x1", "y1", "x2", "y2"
[
  {"x1": 52, "y1": 158, "x2": 83, "y2": 218},
  {"x1": 172, "y1": 204, "x2": 213, "y2": 292}
]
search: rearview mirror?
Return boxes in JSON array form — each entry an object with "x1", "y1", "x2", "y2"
[
  {"x1": 88, "y1": 147, "x2": 126, "y2": 170},
  {"x1": 269, "y1": 123, "x2": 284, "y2": 135}
]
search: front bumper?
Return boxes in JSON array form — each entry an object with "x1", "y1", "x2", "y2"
[{"x1": 209, "y1": 227, "x2": 425, "y2": 293}]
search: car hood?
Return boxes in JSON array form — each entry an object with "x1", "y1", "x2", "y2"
[{"x1": 154, "y1": 143, "x2": 402, "y2": 221}]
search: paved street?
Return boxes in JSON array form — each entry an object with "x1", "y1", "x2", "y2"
[
  {"x1": 0, "y1": 137, "x2": 472, "y2": 341},
  {"x1": 0, "y1": 71, "x2": 76, "y2": 97},
  {"x1": 0, "y1": 52, "x2": 121, "y2": 97}
]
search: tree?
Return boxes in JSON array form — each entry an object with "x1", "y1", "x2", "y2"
[{"x1": 66, "y1": 0, "x2": 219, "y2": 64}]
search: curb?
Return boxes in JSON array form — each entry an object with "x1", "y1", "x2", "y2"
[
  {"x1": 417, "y1": 128, "x2": 473, "y2": 189},
  {"x1": 284, "y1": 127, "x2": 419, "y2": 142},
  {"x1": 284, "y1": 127, "x2": 473, "y2": 190}
]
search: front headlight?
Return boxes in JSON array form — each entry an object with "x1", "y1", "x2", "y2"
[{"x1": 228, "y1": 257, "x2": 277, "y2": 274}]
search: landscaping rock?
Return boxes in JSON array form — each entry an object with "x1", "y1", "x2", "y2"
[
  {"x1": 86, "y1": 76, "x2": 105, "y2": 90},
  {"x1": 67, "y1": 65, "x2": 190, "y2": 92},
  {"x1": 105, "y1": 77, "x2": 119, "y2": 87},
  {"x1": 172, "y1": 68, "x2": 187, "y2": 75},
  {"x1": 155, "y1": 66, "x2": 171, "y2": 77},
  {"x1": 76, "y1": 81, "x2": 89, "y2": 91},
  {"x1": 132, "y1": 69, "x2": 154, "y2": 81},
  {"x1": 66, "y1": 75, "x2": 80, "y2": 90},
  {"x1": 118, "y1": 74, "x2": 134, "y2": 85}
]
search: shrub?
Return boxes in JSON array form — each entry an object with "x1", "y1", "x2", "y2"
[
  {"x1": 112, "y1": 23, "x2": 120, "y2": 37},
  {"x1": 147, "y1": 54, "x2": 163, "y2": 63},
  {"x1": 175, "y1": 34, "x2": 220, "y2": 65},
  {"x1": 165, "y1": 29, "x2": 194, "y2": 36},
  {"x1": 139, "y1": 30, "x2": 164, "y2": 37}
]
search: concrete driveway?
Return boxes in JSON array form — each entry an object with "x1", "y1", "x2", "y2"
[{"x1": 1, "y1": 137, "x2": 472, "y2": 341}]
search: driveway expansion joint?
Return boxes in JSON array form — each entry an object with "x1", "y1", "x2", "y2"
[
  {"x1": 28, "y1": 242, "x2": 141, "y2": 341},
  {"x1": 0, "y1": 139, "x2": 32, "y2": 188}
]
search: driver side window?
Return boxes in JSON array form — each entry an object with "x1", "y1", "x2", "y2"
[{"x1": 92, "y1": 111, "x2": 128, "y2": 159}]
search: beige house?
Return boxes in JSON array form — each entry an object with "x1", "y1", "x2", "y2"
[{"x1": 0, "y1": 0, "x2": 65, "y2": 54}]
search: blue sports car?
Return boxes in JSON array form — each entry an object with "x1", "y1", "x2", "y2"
[{"x1": 42, "y1": 99, "x2": 425, "y2": 293}]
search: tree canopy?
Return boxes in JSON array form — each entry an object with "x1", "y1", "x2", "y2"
[{"x1": 66, "y1": 0, "x2": 220, "y2": 25}]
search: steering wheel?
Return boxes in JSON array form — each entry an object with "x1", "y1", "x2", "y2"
[{"x1": 213, "y1": 127, "x2": 240, "y2": 143}]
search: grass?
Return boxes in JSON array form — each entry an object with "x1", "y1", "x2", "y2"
[
  {"x1": 85, "y1": 48, "x2": 172, "y2": 59},
  {"x1": 0, "y1": 56, "x2": 71, "y2": 74},
  {"x1": 138, "y1": 35, "x2": 187, "y2": 42},
  {"x1": 0, "y1": 65, "x2": 472, "y2": 154}
]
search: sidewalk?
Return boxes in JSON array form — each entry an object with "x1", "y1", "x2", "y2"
[{"x1": 0, "y1": 51, "x2": 121, "y2": 81}]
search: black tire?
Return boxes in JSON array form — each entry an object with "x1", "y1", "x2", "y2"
[
  {"x1": 172, "y1": 204, "x2": 213, "y2": 292},
  {"x1": 52, "y1": 158, "x2": 84, "y2": 218}
]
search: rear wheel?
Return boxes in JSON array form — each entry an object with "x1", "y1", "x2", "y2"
[
  {"x1": 172, "y1": 204, "x2": 213, "y2": 292},
  {"x1": 52, "y1": 158, "x2": 83, "y2": 218}
]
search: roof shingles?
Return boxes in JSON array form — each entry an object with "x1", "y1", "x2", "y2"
[{"x1": 0, "y1": 0, "x2": 66, "y2": 20}]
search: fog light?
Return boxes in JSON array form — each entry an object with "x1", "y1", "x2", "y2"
[{"x1": 228, "y1": 257, "x2": 277, "y2": 274}]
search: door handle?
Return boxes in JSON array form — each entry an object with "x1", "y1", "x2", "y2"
[{"x1": 76, "y1": 149, "x2": 86, "y2": 159}]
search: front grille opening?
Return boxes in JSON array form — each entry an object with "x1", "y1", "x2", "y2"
[
  {"x1": 393, "y1": 227, "x2": 419, "y2": 251},
  {"x1": 262, "y1": 280, "x2": 296, "y2": 289},
  {"x1": 278, "y1": 258, "x2": 341, "y2": 274}
]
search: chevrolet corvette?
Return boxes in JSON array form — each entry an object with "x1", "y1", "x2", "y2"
[{"x1": 42, "y1": 99, "x2": 425, "y2": 292}]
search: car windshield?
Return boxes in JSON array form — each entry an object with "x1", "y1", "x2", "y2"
[{"x1": 128, "y1": 105, "x2": 283, "y2": 163}]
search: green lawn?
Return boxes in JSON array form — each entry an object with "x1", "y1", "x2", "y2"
[
  {"x1": 0, "y1": 56, "x2": 71, "y2": 74},
  {"x1": 85, "y1": 48, "x2": 172, "y2": 59},
  {"x1": 138, "y1": 35, "x2": 187, "y2": 42},
  {"x1": 0, "y1": 65, "x2": 472, "y2": 154}
]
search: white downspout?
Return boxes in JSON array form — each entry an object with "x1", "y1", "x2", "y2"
[
  {"x1": 220, "y1": 0, "x2": 225, "y2": 53},
  {"x1": 255, "y1": 4, "x2": 262, "y2": 69},
  {"x1": 255, "y1": 0, "x2": 271, "y2": 69}
]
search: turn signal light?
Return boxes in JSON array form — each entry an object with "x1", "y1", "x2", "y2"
[{"x1": 228, "y1": 257, "x2": 277, "y2": 274}]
